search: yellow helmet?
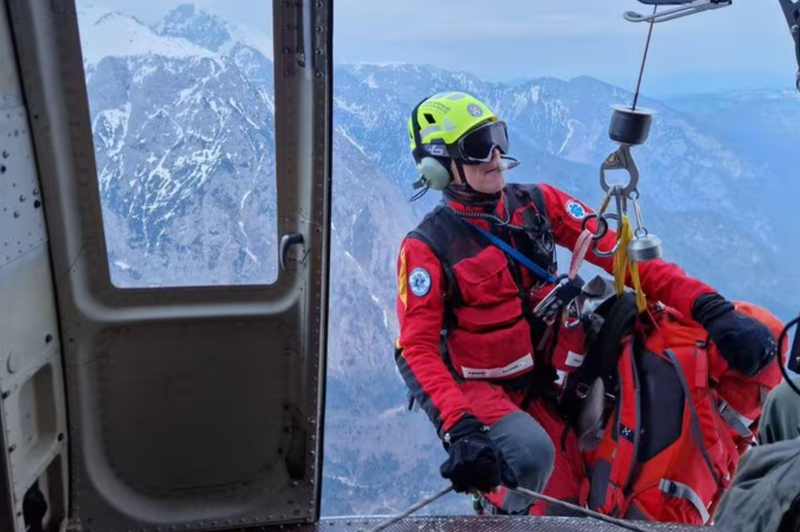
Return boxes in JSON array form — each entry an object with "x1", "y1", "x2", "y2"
[
  {"x1": 407, "y1": 91, "x2": 502, "y2": 162},
  {"x1": 407, "y1": 92, "x2": 509, "y2": 191}
]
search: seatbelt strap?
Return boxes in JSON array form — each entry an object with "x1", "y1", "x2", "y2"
[{"x1": 452, "y1": 214, "x2": 558, "y2": 284}]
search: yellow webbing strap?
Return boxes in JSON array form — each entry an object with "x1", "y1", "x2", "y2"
[{"x1": 613, "y1": 214, "x2": 647, "y2": 313}]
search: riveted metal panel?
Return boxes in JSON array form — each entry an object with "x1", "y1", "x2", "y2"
[
  {"x1": 0, "y1": 247, "x2": 61, "y2": 395},
  {"x1": 0, "y1": 3, "x2": 69, "y2": 532},
  {"x1": 0, "y1": 2, "x2": 21, "y2": 109},
  {"x1": 0, "y1": 108, "x2": 47, "y2": 268}
]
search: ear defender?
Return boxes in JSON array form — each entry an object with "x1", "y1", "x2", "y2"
[
  {"x1": 410, "y1": 98, "x2": 453, "y2": 191},
  {"x1": 416, "y1": 157, "x2": 452, "y2": 190}
]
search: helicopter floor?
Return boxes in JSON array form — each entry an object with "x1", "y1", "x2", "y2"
[{"x1": 228, "y1": 515, "x2": 701, "y2": 532}]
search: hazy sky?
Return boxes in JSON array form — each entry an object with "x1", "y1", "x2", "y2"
[{"x1": 88, "y1": 0, "x2": 798, "y2": 94}]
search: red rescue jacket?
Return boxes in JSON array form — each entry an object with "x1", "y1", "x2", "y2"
[{"x1": 395, "y1": 183, "x2": 717, "y2": 436}]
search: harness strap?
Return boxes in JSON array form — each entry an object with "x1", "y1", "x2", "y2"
[
  {"x1": 603, "y1": 339, "x2": 641, "y2": 516},
  {"x1": 718, "y1": 400, "x2": 754, "y2": 438},
  {"x1": 453, "y1": 214, "x2": 558, "y2": 284},
  {"x1": 664, "y1": 348, "x2": 724, "y2": 492},
  {"x1": 569, "y1": 229, "x2": 594, "y2": 280},
  {"x1": 659, "y1": 479, "x2": 711, "y2": 525}
]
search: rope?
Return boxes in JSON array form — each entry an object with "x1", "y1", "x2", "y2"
[
  {"x1": 361, "y1": 486, "x2": 453, "y2": 532},
  {"x1": 508, "y1": 487, "x2": 653, "y2": 532}
]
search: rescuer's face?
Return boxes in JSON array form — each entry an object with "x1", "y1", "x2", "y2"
[{"x1": 453, "y1": 148, "x2": 506, "y2": 194}]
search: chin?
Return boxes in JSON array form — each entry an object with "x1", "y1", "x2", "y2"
[{"x1": 481, "y1": 173, "x2": 506, "y2": 194}]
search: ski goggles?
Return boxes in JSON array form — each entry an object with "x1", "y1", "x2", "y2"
[{"x1": 455, "y1": 120, "x2": 509, "y2": 164}]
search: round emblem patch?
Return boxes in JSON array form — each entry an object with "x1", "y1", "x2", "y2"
[
  {"x1": 467, "y1": 103, "x2": 483, "y2": 117},
  {"x1": 566, "y1": 200, "x2": 587, "y2": 220},
  {"x1": 409, "y1": 267, "x2": 431, "y2": 297}
]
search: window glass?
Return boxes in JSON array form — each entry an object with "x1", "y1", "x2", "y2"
[{"x1": 76, "y1": 1, "x2": 276, "y2": 287}]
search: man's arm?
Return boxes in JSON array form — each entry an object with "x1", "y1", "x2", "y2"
[
  {"x1": 536, "y1": 183, "x2": 778, "y2": 376},
  {"x1": 395, "y1": 237, "x2": 474, "y2": 437},
  {"x1": 536, "y1": 182, "x2": 714, "y2": 319}
]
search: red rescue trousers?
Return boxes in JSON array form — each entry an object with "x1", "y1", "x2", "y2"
[{"x1": 457, "y1": 380, "x2": 587, "y2": 516}]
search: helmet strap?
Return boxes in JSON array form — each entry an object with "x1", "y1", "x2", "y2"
[{"x1": 454, "y1": 159, "x2": 471, "y2": 191}]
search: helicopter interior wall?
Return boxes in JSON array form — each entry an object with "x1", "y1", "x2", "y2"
[
  {"x1": 0, "y1": 1, "x2": 69, "y2": 530},
  {"x1": 1, "y1": 0, "x2": 333, "y2": 530}
]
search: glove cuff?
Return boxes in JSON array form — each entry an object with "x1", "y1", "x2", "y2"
[
  {"x1": 442, "y1": 414, "x2": 489, "y2": 450},
  {"x1": 692, "y1": 292, "x2": 735, "y2": 327}
]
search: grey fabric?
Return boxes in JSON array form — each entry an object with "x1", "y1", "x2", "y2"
[
  {"x1": 713, "y1": 437, "x2": 800, "y2": 532},
  {"x1": 758, "y1": 377, "x2": 800, "y2": 445},
  {"x1": 658, "y1": 479, "x2": 710, "y2": 524},
  {"x1": 489, "y1": 410, "x2": 555, "y2": 514}
]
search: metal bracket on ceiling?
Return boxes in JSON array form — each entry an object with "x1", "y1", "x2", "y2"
[{"x1": 623, "y1": 0, "x2": 732, "y2": 23}]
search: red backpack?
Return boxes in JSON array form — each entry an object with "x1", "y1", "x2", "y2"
[{"x1": 570, "y1": 295, "x2": 784, "y2": 525}]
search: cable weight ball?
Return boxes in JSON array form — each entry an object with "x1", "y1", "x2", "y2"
[{"x1": 608, "y1": 105, "x2": 653, "y2": 145}]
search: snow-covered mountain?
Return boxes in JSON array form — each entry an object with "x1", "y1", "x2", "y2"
[{"x1": 76, "y1": 2, "x2": 800, "y2": 517}]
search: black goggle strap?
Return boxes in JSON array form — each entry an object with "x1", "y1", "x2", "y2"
[
  {"x1": 411, "y1": 98, "x2": 428, "y2": 164},
  {"x1": 447, "y1": 143, "x2": 468, "y2": 186}
]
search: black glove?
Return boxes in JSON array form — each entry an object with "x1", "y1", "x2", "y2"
[
  {"x1": 439, "y1": 415, "x2": 518, "y2": 494},
  {"x1": 693, "y1": 293, "x2": 778, "y2": 377}
]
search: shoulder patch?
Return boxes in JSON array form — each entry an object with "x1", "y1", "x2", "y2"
[
  {"x1": 409, "y1": 267, "x2": 432, "y2": 297},
  {"x1": 565, "y1": 200, "x2": 587, "y2": 221}
]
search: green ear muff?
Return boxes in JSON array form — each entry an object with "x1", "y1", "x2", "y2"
[
  {"x1": 410, "y1": 97, "x2": 453, "y2": 192},
  {"x1": 417, "y1": 157, "x2": 452, "y2": 190}
]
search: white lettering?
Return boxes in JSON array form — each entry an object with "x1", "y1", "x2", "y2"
[{"x1": 461, "y1": 353, "x2": 534, "y2": 379}]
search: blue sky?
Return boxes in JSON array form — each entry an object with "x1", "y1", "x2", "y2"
[{"x1": 89, "y1": 0, "x2": 798, "y2": 95}]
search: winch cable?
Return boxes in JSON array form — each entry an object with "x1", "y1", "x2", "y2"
[
  {"x1": 509, "y1": 486, "x2": 653, "y2": 532},
  {"x1": 361, "y1": 487, "x2": 453, "y2": 532},
  {"x1": 361, "y1": 484, "x2": 656, "y2": 532},
  {"x1": 632, "y1": 4, "x2": 658, "y2": 110}
]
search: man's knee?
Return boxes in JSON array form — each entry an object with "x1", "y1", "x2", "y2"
[{"x1": 490, "y1": 411, "x2": 555, "y2": 493}]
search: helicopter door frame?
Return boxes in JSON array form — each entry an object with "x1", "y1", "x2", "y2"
[{"x1": 3, "y1": 0, "x2": 333, "y2": 530}]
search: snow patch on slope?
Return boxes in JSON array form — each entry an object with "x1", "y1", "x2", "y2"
[{"x1": 78, "y1": 5, "x2": 216, "y2": 66}]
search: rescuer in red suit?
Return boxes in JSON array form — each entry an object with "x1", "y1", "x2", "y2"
[{"x1": 394, "y1": 91, "x2": 778, "y2": 515}]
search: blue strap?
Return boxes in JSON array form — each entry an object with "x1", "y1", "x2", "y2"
[{"x1": 455, "y1": 215, "x2": 558, "y2": 284}]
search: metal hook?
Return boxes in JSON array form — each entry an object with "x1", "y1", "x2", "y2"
[
  {"x1": 592, "y1": 237, "x2": 620, "y2": 258},
  {"x1": 590, "y1": 213, "x2": 620, "y2": 257},
  {"x1": 563, "y1": 299, "x2": 584, "y2": 329},
  {"x1": 600, "y1": 145, "x2": 639, "y2": 197}
]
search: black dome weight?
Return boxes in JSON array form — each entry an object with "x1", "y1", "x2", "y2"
[{"x1": 608, "y1": 105, "x2": 653, "y2": 145}]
